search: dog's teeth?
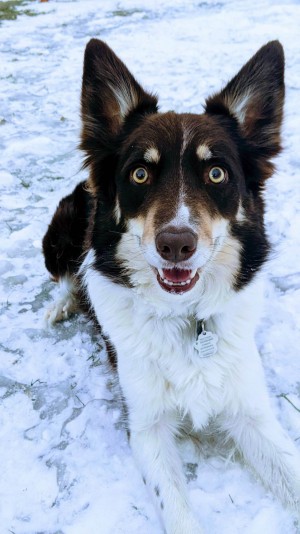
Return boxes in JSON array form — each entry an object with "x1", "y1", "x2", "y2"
[
  {"x1": 158, "y1": 268, "x2": 199, "y2": 287},
  {"x1": 158, "y1": 269, "x2": 198, "y2": 286},
  {"x1": 163, "y1": 278, "x2": 174, "y2": 286},
  {"x1": 161, "y1": 278, "x2": 193, "y2": 287}
]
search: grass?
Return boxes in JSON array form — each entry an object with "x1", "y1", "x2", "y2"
[
  {"x1": 0, "y1": 0, "x2": 36, "y2": 21},
  {"x1": 112, "y1": 8, "x2": 143, "y2": 17}
]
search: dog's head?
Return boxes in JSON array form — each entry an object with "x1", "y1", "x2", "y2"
[{"x1": 80, "y1": 40, "x2": 284, "y2": 302}]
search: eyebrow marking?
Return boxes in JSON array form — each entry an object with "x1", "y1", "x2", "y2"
[
  {"x1": 144, "y1": 146, "x2": 160, "y2": 164},
  {"x1": 196, "y1": 144, "x2": 212, "y2": 160}
]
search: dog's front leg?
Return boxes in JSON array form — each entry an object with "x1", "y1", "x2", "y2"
[
  {"x1": 221, "y1": 343, "x2": 300, "y2": 513},
  {"x1": 129, "y1": 411, "x2": 203, "y2": 534}
]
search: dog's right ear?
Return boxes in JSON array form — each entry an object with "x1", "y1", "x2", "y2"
[
  {"x1": 80, "y1": 39, "x2": 158, "y2": 178},
  {"x1": 205, "y1": 41, "x2": 284, "y2": 186}
]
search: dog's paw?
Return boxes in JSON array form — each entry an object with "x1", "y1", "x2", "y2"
[
  {"x1": 44, "y1": 275, "x2": 79, "y2": 326},
  {"x1": 45, "y1": 293, "x2": 78, "y2": 326}
]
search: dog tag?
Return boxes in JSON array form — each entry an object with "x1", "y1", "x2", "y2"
[{"x1": 194, "y1": 321, "x2": 218, "y2": 358}]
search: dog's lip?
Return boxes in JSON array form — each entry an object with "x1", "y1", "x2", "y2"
[{"x1": 153, "y1": 267, "x2": 200, "y2": 294}]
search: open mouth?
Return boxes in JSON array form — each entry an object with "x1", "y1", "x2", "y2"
[{"x1": 155, "y1": 268, "x2": 199, "y2": 294}]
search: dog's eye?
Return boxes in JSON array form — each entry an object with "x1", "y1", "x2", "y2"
[
  {"x1": 131, "y1": 167, "x2": 149, "y2": 184},
  {"x1": 208, "y1": 166, "x2": 227, "y2": 184}
]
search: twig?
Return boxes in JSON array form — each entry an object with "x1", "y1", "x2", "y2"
[
  {"x1": 75, "y1": 395, "x2": 85, "y2": 407},
  {"x1": 277, "y1": 393, "x2": 300, "y2": 413}
]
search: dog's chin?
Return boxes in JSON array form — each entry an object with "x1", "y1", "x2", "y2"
[{"x1": 152, "y1": 267, "x2": 200, "y2": 294}]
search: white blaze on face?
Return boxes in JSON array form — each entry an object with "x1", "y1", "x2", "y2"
[
  {"x1": 160, "y1": 131, "x2": 213, "y2": 264},
  {"x1": 168, "y1": 202, "x2": 191, "y2": 229}
]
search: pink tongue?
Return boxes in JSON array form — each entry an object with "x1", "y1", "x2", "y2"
[{"x1": 162, "y1": 269, "x2": 192, "y2": 283}]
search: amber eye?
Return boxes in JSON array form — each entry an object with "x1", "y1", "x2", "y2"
[
  {"x1": 208, "y1": 166, "x2": 227, "y2": 184},
  {"x1": 131, "y1": 167, "x2": 149, "y2": 184}
]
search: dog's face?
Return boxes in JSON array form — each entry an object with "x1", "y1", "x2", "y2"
[
  {"x1": 115, "y1": 112, "x2": 243, "y2": 295},
  {"x1": 80, "y1": 40, "x2": 284, "y2": 299}
]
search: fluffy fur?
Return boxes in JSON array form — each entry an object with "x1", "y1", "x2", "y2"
[{"x1": 43, "y1": 40, "x2": 300, "y2": 533}]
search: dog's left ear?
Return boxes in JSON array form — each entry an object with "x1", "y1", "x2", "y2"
[
  {"x1": 80, "y1": 39, "x2": 158, "y2": 164},
  {"x1": 205, "y1": 41, "x2": 284, "y2": 182},
  {"x1": 80, "y1": 39, "x2": 158, "y2": 199}
]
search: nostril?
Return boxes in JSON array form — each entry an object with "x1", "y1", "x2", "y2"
[{"x1": 182, "y1": 244, "x2": 195, "y2": 253}]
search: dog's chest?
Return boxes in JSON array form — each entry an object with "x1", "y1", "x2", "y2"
[
  {"x1": 156, "y1": 339, "x2": 224, "y2": 424},
  {"x1": 110, "y1": 301, "x2": 226, "y2": 428}
]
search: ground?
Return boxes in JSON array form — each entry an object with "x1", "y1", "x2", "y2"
[{"x1": 0, "y1": 0, "x2": 300, "y2": 533}]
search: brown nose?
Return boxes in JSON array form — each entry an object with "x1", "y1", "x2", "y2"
[{"x1": 155, "y1": 227, "x2": 197, "y2": 262}]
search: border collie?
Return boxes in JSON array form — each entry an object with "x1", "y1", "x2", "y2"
[{"x1": 43, "y1": 40, "x2": 300, "y2": 533}]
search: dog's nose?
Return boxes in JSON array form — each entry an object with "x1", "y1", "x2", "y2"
[{"x1": 155, "y1": 228, "x2": 197, "y2": 262}]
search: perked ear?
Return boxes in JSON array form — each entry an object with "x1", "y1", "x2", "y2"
[
  {"x1": 205, "y1": 41, "x2": 285, "y2": 181},
  {"x1": 80, "y1": 39, "x2": 158, "y2": 170}
]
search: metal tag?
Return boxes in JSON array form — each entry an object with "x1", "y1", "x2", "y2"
[{"x1": 194, "y1": 321, "x2": 218, "y2": 358}]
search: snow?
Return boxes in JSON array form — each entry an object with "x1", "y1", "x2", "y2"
[{"x1": 0, "y1": 0, "x2": 299, "y2": 532}]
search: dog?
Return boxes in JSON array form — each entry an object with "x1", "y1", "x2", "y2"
[{"x1": 43, "y1": 39, "x2": 300, "y2": 533}]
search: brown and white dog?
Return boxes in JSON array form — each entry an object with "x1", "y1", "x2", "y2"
[{"x1": 43, "y1": 40, "x2": 300, "y2": 533}]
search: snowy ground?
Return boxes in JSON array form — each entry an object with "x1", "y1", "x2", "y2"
[{"x1": 0, "y1": 0, "x2": 300, "y2": 532}]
